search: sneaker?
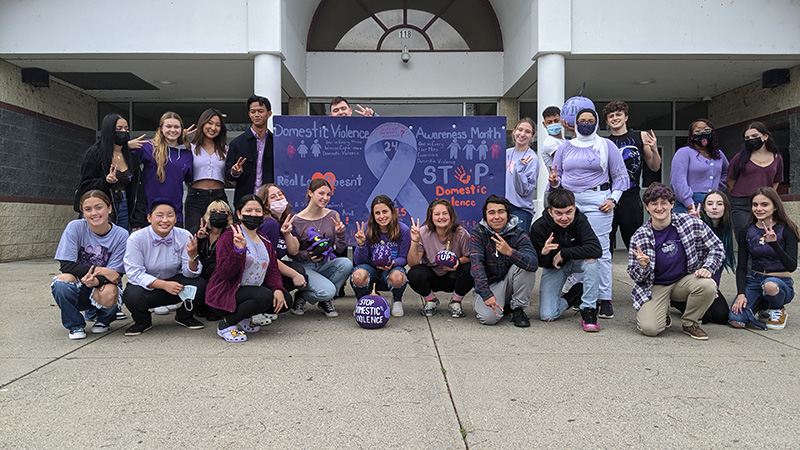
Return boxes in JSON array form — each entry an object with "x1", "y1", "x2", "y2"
[
  {"x1": 217, "y1": 325, "x2": 247, "y2": 343},
  {"x1": 91, "y1": 323, "x2": 109, "y2": 334},
  {"x1": 115, "y1": 309, "x2": 127, "y2": 321},
  {"x1": 175, "y1": 316, "x2": 205, "y2": 329},
  {"x1": 237, "y1": 318, "x2": 261, "y2": 333},
  {"x1": 682, "y1": 324, "x2": 709, "y2": 340},
  {"x1": 759, "y1": 310, "x2": 771, "y2": 320},
  {"x1": 69, "y1": 328, "x2": 86, "y2": 340},
  {"x1": 766, "y1": 308, "x2": 787, "y2": 330},
  {"x1": 291, "y1": 294, "x2": 307, "y2": 316},
  {"x1": 563, "y1": 283, "x2": 584, "y2": 311},
  {"x1": 166, "y1": 303, "x2": 180, "y2": 311},
  {"x1": 448, "y1": 301, "x2": 466, "y2": 318},
  {"x1": 420, "y1": 298, "x2": 439, "y2": 317},
  {"x1": 124, "y1": 322, "x2": 153, "y2": 336},
  {"x1": 580, "y1": 308, "x2": 599, "y2": 332},
  {"x1": 392, "y1": 301, "x2": 405, "y2": 317},
  {"x1": 152, "y1": 306, "x2": 170, "y2": 315},
  {"x1": 512, "y1": 307, "x2": 531, "y2": 327},
  {"x1": 598, "y1": 300, "x2": 614, "y2": 319},
  {"x1": 318, "y1": 301, "x2": 339, "y2": 318},
  {"x1": 250, "y1": 313, "x2": 273, "y2": 326},
  {"x1": 665, "y1": 314, "x2": 672, "y2": 328}
]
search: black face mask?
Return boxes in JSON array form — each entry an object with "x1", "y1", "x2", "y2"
[
  {"x1": 240, "y1": 215, "x2": 264, "y2": 230},
  {"x1": 114, "y1": 131, "x2": 130, "y2": 146},
  {"x1": 691, "y1": 132, "x2": 712, "y2": 148},
  {"x1": 209, "y1": 213, "x2": 228, "y2": 229},
  {"x1": 744, "y1": 137, "x2": 763, "y2": 152}
]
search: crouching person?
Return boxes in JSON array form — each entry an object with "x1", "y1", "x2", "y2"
[
  {"x1": 123, "y1": 199, "x2": 207, "y2": 336},
  {"x1": 530, "y1": 189, "x2": 603, "y2": 331},
  {"x1": 471, "y1": 195, "x2": 538, "y2": 326},
  {"x1": 628, "y1": 183, "x2": 724, "y2": 340}
]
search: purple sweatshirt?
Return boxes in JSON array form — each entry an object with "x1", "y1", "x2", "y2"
[
  {"x1": 132, "y1": 141, "x2": 193, "y2": 222},
  {"x1": 354, "y1": 222, "x2": 411, "y2": 267},
  {"x1": 670, "y1": 146, "x2": 728, "y2": 208},
  {"x1": 553, "y1": 139, "x2": 628, "y2": 202}
]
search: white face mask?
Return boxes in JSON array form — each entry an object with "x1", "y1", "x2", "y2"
[{"x1": 270, "y1": 198, "x2": 288, "y2": 215}]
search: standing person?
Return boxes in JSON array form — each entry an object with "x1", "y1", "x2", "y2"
[
  {"x1": 290, "y1": 179, "x2": 353, "y2": 317},
  {"x1": 225, "y1": 95, "x2": 274, "y2": 207},
  {"x1": 206, "y1": 195, "x2": 289, "y2": 342},
  {"x1": 75, "y1": 113, "x2": 147, "y2": 231},
  {"x1": 729, "y1": 187, "x2": 797, "y2": 330},
  {"x1": 329, "y1": 96, "x2": 377, "y2": 117},
  {"x1": 549, "y1": 107, "x2": 629, "y2": 319},
  {"x1": 122, "y1": 199, "x2": 207, "y2": 336},
  {"x1": 131, "y1": 112, "x2": 194, "y2": 227},
  {"x1": 603, "y1": 101, "x2": 662, "y2": 249},
  {"x1": 407, "y1": 199, "x2": 473, "y2": 318},
  {"x1": 540, "y1": 106, "x2": 565, "y2": 170},
  {"x1": 670, "y1": 118, "x2": 729, "y2": 214},
  {"x1": 351, "y1": 195, "x2": 411, "y2": 317},
  {"x1": 628, "y1": 183, "x2": 724, "y2": 340},
  {"x1": 470, "y1": 195, "x2": 538, "y2": 327},
  {"x1": 505, "y1": 117, "x2": 539, "y2": 234},
  {"x1": 727, "y1": 122, "x2": 784, "y2": 237},
  {"x1": 184, "y1": 108, "x2": 229, "y2": 232},
  {"x1": 530, "y1": 189, "x2": 602, "y2": 331},
  {"x1": 52, "y1": 190, "x2": 129, "y2": 339}
]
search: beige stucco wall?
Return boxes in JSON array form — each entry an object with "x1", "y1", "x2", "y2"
[
  {"x1": 709, "y1": 65, "x2": 800, "y2": 127},
  {"x1": 0, "y1": 203, "x2": 77, "y2": 262},
  {"x1": 499, "y1": 97, "x2": 520, "y2": 131},
  {"x1": 0, "y1": 59, "x2": 97, "y2": 130}
]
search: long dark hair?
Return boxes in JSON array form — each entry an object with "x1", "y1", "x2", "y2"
[
  {"x1": 699, "y1": 190, "x2": 735, "y2": 272},
  {"x1": 191, "y1": 108, "x2": 227, "y2": 160},
  {"x1": 687, "y1": 118, "x2": 722, "y2": 160},
  {"x1": 750, "y1": 187, "x2": 799, "y2": 238},
  {"x1": 91, "y1": 113, "x2": 133, "y2": 175},
  {"x1": 736, "y1": 121, "x2": 781, "y2": 172},
  {"x1": 367, "y1": 195, "x2": 400, "y2": 244},
  {"x1": 424, "y1": 199, "x2": 461, "y2": 238},
  {"x1": 257, "y1": 183, "x2": 293, "y2": 224}
]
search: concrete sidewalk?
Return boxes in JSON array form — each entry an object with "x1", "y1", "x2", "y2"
[{"x1": 1, "y1": 254, "x2": 799, "y2": 449}]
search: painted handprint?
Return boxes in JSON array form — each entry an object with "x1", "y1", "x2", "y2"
[{"x1": 454, "y1": 165, "x2": 471, "y2": 185}]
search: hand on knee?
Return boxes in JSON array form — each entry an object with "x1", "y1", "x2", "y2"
[
  {"x1": 763, "y1": 281, "x2": 780, "y2": 296},
  {"x1": 56, "y1": 273, "x2": 78, "y2": 283}
]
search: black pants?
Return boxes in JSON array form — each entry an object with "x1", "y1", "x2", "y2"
[
  {"x1": 407, "y1": 263, "x2": 473, "y2": 297},
  {"x1": 612, "y1": 187, "x2": 644, "y2": 251},
  {"x1": 123, "y1": 274, "x2": 207, "y2": 326},
  {"x1": 184, "y1": 187, "x2": 229, "y2": 234},
  {"x1": 281, "y1": 260, "x2": 307, "y2": 293},
  {"x1": 210, "y1": 285, "x2": 289, "y2": 328},
  {"x1": 671, "y1": 290, "x2": 730, "y2": 324}
]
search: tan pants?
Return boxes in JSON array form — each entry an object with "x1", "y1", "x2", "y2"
[{"x1": 637, "y1": 274, "x2": 716, "y2": 336}]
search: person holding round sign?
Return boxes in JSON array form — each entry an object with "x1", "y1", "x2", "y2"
[{"x1": 351, "y1": 195, "x2": 412, "y2": 317}]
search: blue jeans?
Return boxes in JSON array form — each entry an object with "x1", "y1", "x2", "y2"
[
  {"x1": 51, "y1": 279, "x2": 118, "y2": 331},
  {"x1": 539, "y1": 259, "x2": 599, "y2": 321},
  {"x1": 300, "y1": 257, "x2": 354, "y2": 303},
  {"x1": 508, "y1": 204, "x2": 532, "y2": 235},
  {"x1": 113, "y1": 190, "x2": 129, "y2": 232},
  {"x1": 729, "y1": 272, "x2": 794, "y2": 323},
  {"x1": 350, "y1": 264, "x2": 407, "y2": 302},
  {"x1": 674, "y1": 192, "x2": 707, "y2": 214}
]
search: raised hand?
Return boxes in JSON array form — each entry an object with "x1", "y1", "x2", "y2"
[
  {"x1": 105, "y1": 164, "x2": 118, "y2": 184},
  {"x1": 186, "y1": 234, "x2": 199, "y2": 260},
  {"x1": 331, "y1": 215, "x2": 346, "y2": 234},
  {"x1": 643, "y1": 129, "x2": 658, "y2": 148},
  {"x1": 520, "y1": 155, "x2": 535, "y2": 165},
  {"x1": 763, "y1": 219, "x2": 777, "y2": 242},
  {"x1": 231, "y1": 157, "x2": 246, "y2": 176},
  {"x1": 183, "y1": 123, "x2": 197, "y2": 139},
  {"x1": 542, "y1": 232, "x2": 559, "y2": 255},
  {"x1": 354, "y1": 104, "x2": 375, "y2": 117},
  {"x1": 454, "y1": 165, "x2": 471, "y2": 184},
  {"x1": 354, "y1": 221, "x2": 366, "y2": 247},
  {"x1": 409, "y1": 218, "x2": 421, "y2": 242},
  {"x1": 490, "y1": 233, "x2": 512, "y2": 257},
  {"x1": 687, "y1": 202, "x2": 700, "y2": 218},
  {"x1": 81, "y1": 266, "x2": 99, "y2": 288},
  {"x1": 633, "y1": 244, "x2": 650, "y2": 267},
  {"x1": 232, "y1": 225, "x2": 247, "y2": 250},
  {"x1": 548, "y1": 164, "x2": 559, "y2": 187},
  {"x1": 196, "y1": 217, "x2": 209, "y2": 239},
  {"x1": 280, "y1": 214, "x2": 295, "y2": 234},
  {"x1": 128, "y1": 134, "x2": 147, "y2": 149}
]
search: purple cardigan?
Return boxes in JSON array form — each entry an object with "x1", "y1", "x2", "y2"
[
  {"x1": 670, "y1": 146, "x2": 728, "y2": 208},
  {"x1": 206, "y1": 227, "x2": 287, "y2": 313}
]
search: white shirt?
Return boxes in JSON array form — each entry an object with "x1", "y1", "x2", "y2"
[{"x1": 124, "y1": 226, "x2": 202, "y2": 290}]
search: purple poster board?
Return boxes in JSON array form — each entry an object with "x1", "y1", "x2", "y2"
[{"x1": 274, "y1": 116, "x2": 506, "y2": 246}]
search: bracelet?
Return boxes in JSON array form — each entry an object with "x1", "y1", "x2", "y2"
[{"x1": 411, "y1": 240, "x2": 419, "y2": 243}]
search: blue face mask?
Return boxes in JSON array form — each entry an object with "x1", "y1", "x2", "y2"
[
  {"x1": 546, "y1": 123, "x2": 563, "y2": 136},
  {"x1": 576, "y1": 122, "x2": 596, "y2": 137}
]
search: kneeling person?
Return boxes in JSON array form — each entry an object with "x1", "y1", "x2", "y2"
[
  {"x1": 471, "y1": 195, "x2": 538, "y2": 326},
  {"x1": 531, "y1": 189, "x2": 603, "y2": 331}
]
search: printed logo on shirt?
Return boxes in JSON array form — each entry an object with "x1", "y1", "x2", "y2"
[
  {"x1": 660, "y1": 240, "x2": 679, "y2": 257},
  {"x1": 78, "y1": 245, "x2": 111, "y2": 267}
]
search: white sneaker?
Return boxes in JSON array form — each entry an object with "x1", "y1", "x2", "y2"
[
  {"x1": 91, "y1": 323, "x2": 109, "y2": 334},
  {"x1": 153, "y1": 306, "x2": 170, "y2": 315},
  {"x1": 69, "y1": 328, "x2": 86, "y2": 340},
  {"x1": 392, "y1": 301, "x2": 405, "y2": 317},
  {"x1": 166, "y1": 303, "x2": 180, "y2": 311}
]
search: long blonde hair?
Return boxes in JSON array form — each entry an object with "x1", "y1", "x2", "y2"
[{"x1": 152, "y1": 111, "x2": 190, "y2": 182}]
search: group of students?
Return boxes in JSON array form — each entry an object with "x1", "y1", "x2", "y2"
[{"x1": 52, "y1": 95, "x2": 795, "y2": 343}]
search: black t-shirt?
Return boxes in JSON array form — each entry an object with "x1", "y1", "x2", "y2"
[{"x1": 608, "y1": 130, "x2": 644, "y2": 189}]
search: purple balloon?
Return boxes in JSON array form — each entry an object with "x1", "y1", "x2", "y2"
[
  {"x1": 561, "y1": 96, "x2": 596, "y2": 126},
  {"x1": 354, "y1": 294, "x2": 391, "y2": 329}
]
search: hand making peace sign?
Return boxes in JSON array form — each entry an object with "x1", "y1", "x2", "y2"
[
  {"x1": 354, "y1": 221, "x2": 367, "y2": 247},
  {"x1": 548, "y1": 164, "x2": 559, "y2": 187},
  {"x1": 632, "y1": 244, "x2": 650, "y2": 267},
  {"x1": 541, "y1": 232, "x2": 559, "y2": 256},
  {"x1": 409, "y1": 217, "x2": 421, "y2": 242},
  {"x1": 232, "y1": 225, "x2": 247, "y2": 250},
  {"x1": 331, "y1": 215, "x2": 346, "y2": 234},
  {"x1": 280, "y1": 213, "x2": 295, "y2": 235},
  {"x1": 762, "y1": 219, "x2": 777, "y2": 243},
  {"x1": 231, "y1": 157, "x2": 246, "y2": 176},
  {"x1": 105, "y1": 164, "x2": 118, "y2": 184}
]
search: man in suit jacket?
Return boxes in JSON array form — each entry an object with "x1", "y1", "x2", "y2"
[{"x1": 225, "y1": 95, "x2": 274, "y2": 207}]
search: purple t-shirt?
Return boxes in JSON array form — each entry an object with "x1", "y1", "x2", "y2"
[
  {"x1": 653, "y1": 225, "x2": 688, "y2": 285},
  {"x1": 132, "y1": 142, "x2": 193, "y2": 222},
  {"x1": 746, "y1": 223, "x2": 789, "y2": 273}
]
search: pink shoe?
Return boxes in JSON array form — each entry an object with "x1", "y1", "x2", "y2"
[{"x1": 581, "y1": 308, "x2": 599, "y2": 332}]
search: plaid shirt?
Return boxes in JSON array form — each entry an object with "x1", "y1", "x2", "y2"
[{"x1": 628, "y1": 213, "x2": 724, "y2": 310}]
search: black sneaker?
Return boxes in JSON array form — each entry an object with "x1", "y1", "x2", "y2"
[
  {"x1": 563, "y1": 282, "x2": 584, "y2": 310},
  {"x1": 598, "y1": 300, "x2": 614, "y2": 319},
  {"x1": 580, "y1": 308, "x2": 599, "y2": 332},
  {"x1": 318, "y1": 300, "x2": 339, "y2": 318},
  {"x1": 124, "y1": 322, "x2": 153, "y2": 336},
  {"x1": 512, "y1": 307, "x2": 530, "y2": 327},
  {"x1": 175, "y1": 316, "x2": 205, "y2": 329},
  {"x1": 292, "y1": 293, "x2": 307, "y2": 316},
  {"x1": 420, "y1": 298, "x2": 439, "y2": 317}
]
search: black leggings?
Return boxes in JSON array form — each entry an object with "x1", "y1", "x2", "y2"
[
  {"x1": 611, "y1": 187, "x2": 644, "y2": 251},
  {"x1": 671, "y1": 290, "x2": 730, "y2": 324},
  {"x1": 407, "y1": 263, "x2": 473, "y2": 297},
  {"x1": 211, "y1": 285, "x2": 288, "y2": 329},
  {"x1": 281, "y1": 260, "x2": 307, "y2": 293}
]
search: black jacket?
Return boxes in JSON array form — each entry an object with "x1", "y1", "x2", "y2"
[
  {"x1": 74, "y1": 145, "x2": 147, "y2": 228},
  {"x1": 530, "y1": 209, "x2": 602, "y2": 269},
  {"x1": 225, "y1": 128, "x2": 274, "y2": 207}
]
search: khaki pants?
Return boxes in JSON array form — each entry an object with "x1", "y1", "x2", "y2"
[{"x1": 637, "y1": 274, "x2": 716, "y2": 336}]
